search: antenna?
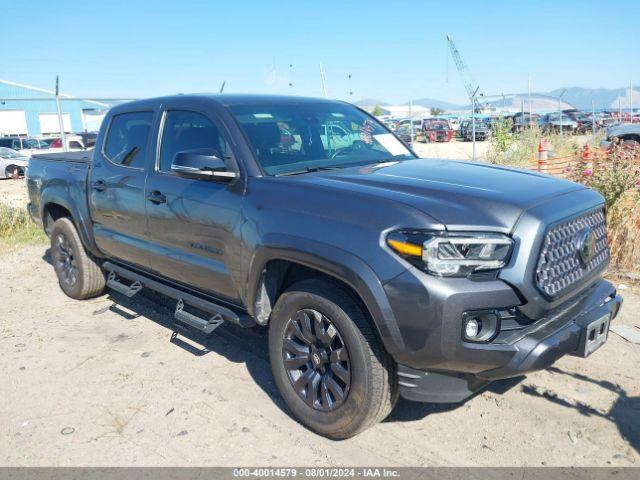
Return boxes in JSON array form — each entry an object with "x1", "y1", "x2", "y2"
[{"x1": 219, "y1": 80, "x2": 226, "y2": 93}]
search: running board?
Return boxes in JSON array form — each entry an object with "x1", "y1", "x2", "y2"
[
  {"x1": 175, "y1": 299, "x2": 224, "y2": 334},
  {"x1": 103, "y1": 261, "x2": 255, "y2": 329},
  {"x1": 107, "y1": 271, "x2": 143, "y2": 298}
]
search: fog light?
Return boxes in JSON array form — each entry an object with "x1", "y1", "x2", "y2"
[
  {"x1": 462, "y1": 310, "x2": 499, "y2": 342},
  {"x1": 465, "y1": 318, "x2": 480, "y2": 338}
]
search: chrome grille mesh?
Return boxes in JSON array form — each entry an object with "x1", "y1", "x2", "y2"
[{"x1": 535, "y1": 208, "x2": 609, "y2": 297}]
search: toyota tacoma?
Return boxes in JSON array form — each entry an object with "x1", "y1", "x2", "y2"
[{"x1": 27, "y1": 94, "x2": 622, "y2": 438}]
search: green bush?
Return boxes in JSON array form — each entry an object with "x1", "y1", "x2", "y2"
[{"x1": 486, "y1": 125, "x2": 583, "y2": 169}]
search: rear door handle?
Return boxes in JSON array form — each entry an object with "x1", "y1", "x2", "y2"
[
  {"x1": 146, "y1": 190, "x2": 167, "y2": 205},
  {"x1": 91, "y1": 180, "x2": 107, "y2": 192}
]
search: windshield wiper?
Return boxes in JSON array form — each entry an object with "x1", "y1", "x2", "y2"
[{"x1": 276, "y1": 165, "x2": 347, "y2": 177}]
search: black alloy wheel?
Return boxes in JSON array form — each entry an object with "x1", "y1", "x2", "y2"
[
  {"x1": 53, "y1": 231, "x2": 78, "y2": 287},
  {"x1": 282, "y1": 308, "x2": 351, "y2": 411}
]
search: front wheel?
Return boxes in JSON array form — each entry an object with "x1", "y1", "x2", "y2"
[
  {"x1": 50, "y1": 217, "x2": 105, "y2": 299},
  {"x1": 268, "y1": 278, "x2": 397, "y2": 439}
]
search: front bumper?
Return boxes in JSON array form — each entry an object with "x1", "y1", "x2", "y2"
[{"x1": 384, "y1": 267, "x2": 622, "y2": 403}]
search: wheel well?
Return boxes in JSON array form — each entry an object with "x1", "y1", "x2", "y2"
[
  {"x1": 619, "y1": 134, "x2": 640, "y2": 143},
  {"x1": 43, "y1": 203, "x2": 72, "y2": 235},
  {"x1": 253, "y1": 259, "x2": 370, "y2": 326}
]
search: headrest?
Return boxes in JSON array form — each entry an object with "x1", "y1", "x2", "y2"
[{"x1": 243, "y1": 122, "x2": 281, "y2": 150}]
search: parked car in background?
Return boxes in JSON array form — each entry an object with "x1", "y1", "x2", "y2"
[
  {"x1": 459, "y1": 119, "x2": 489, "y2": 141},
  {"x1": 48, "y1": 135, "x2": 89, "y2": 151},
  {"x1": 394, "y1": 124, "x2": 413, "y2": 145},
  {"x1": 448, "y1": 117, "x2": 461, "y2": 133},
  {"x1": 510, "y1": 113, "x2": 540, "y2": 132},
  {"x1": 0, "y1": 146, "x2": 29, "y2": 178},
  {"x1": 421, "y1": 120, "x2": 453, "y2": 142},
  {"x1": 76, "y1": 132, "x2": 98, "y2": 149},
  {"x1": 540, "y1": 113, "x2": 578, "y2": 133},
  {"x1": 601, "y1": 123, "x2": 640, "y2": 148},
  {"x1": 561, "y1": 110, "x2": 597, "y2": 134},
  {"x1": 0, "y1": 137, "x2": 49, "y2": 155},
  {"x1": 382, "y1": 119, "x2": 398, "y2": 131}
]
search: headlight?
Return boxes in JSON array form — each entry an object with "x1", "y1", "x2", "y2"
[{"x1": 386, "y1": 230, "x2": 514, "y2": 277}]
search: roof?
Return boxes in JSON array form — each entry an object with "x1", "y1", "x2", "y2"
[
  {"x1": 116, "y1": 93, "x2": 344, "y2": 111},
  {"x1": 0, "y1": 78, "x2": 109, "y2": 107}
]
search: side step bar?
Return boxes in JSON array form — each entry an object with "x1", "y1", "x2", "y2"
[
  {"x1": 107, "y1": 271, "x2": 143, "y2": 298},
  {"x1": 103, "y1": 261, "x2": 255, "y2": 330}
]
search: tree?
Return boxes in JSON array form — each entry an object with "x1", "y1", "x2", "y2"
[
  {"x1": 372, "y1": 105, "x2": 384, "y2": 117},
  {"x1": 430, "y1": 107, "x2": 445, "y2": 116}
]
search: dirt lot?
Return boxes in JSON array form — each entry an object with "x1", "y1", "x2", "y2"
[
  {"x1": 1, "y1": 172, "x2": 639, "y2": 467},
  {"x1": 411, "y1": 138, "x2": 491, "y2": 161}
]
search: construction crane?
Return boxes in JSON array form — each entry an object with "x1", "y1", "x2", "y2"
[
  {"x1": 446, "y1": 34, "x2": 484, "y2": 161},
  {"x1": 446, "y1": 34, "x2": 482, "y2": 106}
]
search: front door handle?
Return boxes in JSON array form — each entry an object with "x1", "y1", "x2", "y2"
[
  {"x1": 146, "y1": 190, "x2": 167, "y2": 205},
  {"x1": 91, "y1": 179, "x2": 107, "y2": 192}
]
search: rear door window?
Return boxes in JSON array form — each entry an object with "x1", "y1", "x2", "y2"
[{"x1": 103, "y1": 111, "x2": 154, "y2": 169}]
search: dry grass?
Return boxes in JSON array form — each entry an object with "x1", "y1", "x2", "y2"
[
  {"x1": 486, "y1": 126, "x2": 598, "y2": 169},
  {"x1": 606, "y1": 188, "x2": 640, "y2": 275},
  {"x1": 0, "y1": 204, "x2": 47, "y2": 251}
]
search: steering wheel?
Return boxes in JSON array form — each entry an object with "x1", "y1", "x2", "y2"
[{"x1": 330, "y1": 140, "x2": 368, "y2": 159}]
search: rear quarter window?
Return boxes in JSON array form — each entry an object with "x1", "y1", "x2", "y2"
[{"x1": 103, "y1": 111, "x2": 154, "y2": 169}]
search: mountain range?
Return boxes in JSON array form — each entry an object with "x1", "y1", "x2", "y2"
[{"x1": 356, "y1": 86, "x2": 640, "y2": 112}]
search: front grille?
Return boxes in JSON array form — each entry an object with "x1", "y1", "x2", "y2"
[{"x1": 535, "y1": 208, "x2": 609, "y2": 298}]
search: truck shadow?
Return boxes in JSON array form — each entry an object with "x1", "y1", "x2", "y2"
[
  {"x1": 96, "y1": 287, "x2": 299, "y2": 423},
  {"x1": 521, "y1": 366, "x2": 639, "y2": 454},
  {"x1": 387, "y1": 376, "x2": 525, "y2": 422}
]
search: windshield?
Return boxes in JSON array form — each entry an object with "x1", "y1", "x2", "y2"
[
  {"x1": 427, "y1": 122, "x2": 449, "y2": 131},
  {"x1": 228, "y1": 102, "x2": 415, "y2": 176},
  {"x1": 21, "y1": 138, "x2": 41, "y2": 149}
]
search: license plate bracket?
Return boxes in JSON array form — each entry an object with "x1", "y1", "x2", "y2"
[{"x1": 575, "y1": 314, "x2": 610, "y2": 357}]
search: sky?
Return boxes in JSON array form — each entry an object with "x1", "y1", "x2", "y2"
[{"x1": 2, "y1": 0, "x2": 639, "y2": 105}]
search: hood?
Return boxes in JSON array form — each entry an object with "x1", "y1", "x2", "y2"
[
  {"x1": 294, "y1": 159, "x2": 586, "y2": 232},
  {"x1": 607, "y1": 123, "x2": 640, "y2": 137}
]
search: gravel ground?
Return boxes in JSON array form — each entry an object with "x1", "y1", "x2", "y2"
[{"x1": 1, "y1": 247, "x2": 638, "y2": 467}]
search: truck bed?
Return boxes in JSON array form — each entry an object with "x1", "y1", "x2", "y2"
[
  {"x1": 31, "y1": 150, "x2": 93, "y2": 163},
  {"x1": 27, "y1": 151, "x2": 92, "y2": 233}
]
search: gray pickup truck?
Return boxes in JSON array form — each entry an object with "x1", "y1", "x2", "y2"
[{"x1": 27, "y1": 94, "x2": 622, "y2": 439}]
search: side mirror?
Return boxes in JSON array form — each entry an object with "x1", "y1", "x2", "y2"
[{"x1": 171, "y1": 148, "x2": 237, "y2": 180}]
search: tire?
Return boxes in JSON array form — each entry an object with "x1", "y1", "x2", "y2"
[
  {"x1": 268, "y1": 278, "x2": 398, "y2": 439},
  {"x1": 5, "y1": 165, "x2": 17, "y2": 178},
  {"x1": 50, "y1": 217, "x2": 105, "y2": 300}
]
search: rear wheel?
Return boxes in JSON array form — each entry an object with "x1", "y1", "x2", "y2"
[
  {"x1": 268, "y1": 278, "x2": 397, "y2": 439},
  {"x1": 5, "y1": 165, "x2": 18, "y2": 178},
  {"x1": 50, "y1": 217, "x2": 105, "y2": 299}
]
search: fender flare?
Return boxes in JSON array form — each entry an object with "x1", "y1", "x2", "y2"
[
  {"x1": 40, "y1": 188, "x2": 101, "y2": 256},
  {"x1": 245, "y1": 234, "x2": 406, "y2": 354}
]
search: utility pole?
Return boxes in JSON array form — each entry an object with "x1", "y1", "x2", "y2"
[
  {"x1": 618, "y1": 97, "x2": 622, "y2": 124},
  {"x1": 528, "y1": 75, "x2": 532, "y2": 125},
  {"x1": 592, "y1": 100, "x2": 596, "y2": 136},
  {"x1": 630, "y1": 80, "x2": 634, "y2": 123},
  {"x1": 319, "y1": 63, "x2": 328, "y2": 98},
  {"x1": 471, "y1": 86, "x2": 480, "y2": 162},
  {"x1": 558, "y1": 89, "x2": 567, "y2": 137},
  {"x1": 55, "y1": 76, "x2": 68, "y2": 152},
  {"x1": 409, "y1": 99, "x2": 414, "y2": 146}
]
